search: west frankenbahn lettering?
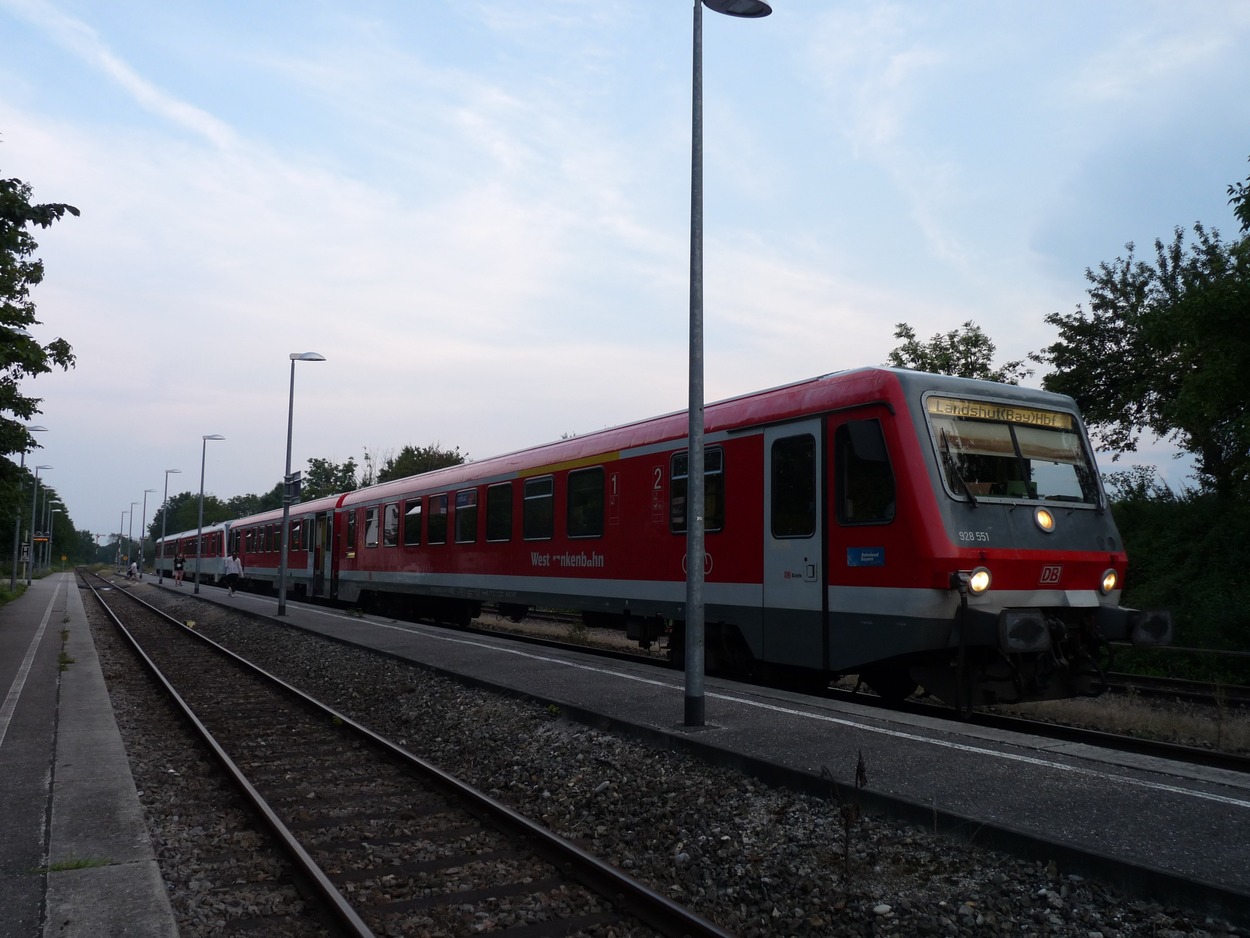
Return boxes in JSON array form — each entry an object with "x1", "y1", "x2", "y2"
[{"x1": 530, "y1": 551, "x2": 606, "y2": 569}]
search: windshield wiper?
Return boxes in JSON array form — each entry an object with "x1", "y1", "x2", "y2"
[{"x1": 940, "y1": 429, "x2": 978, "y2": 508}]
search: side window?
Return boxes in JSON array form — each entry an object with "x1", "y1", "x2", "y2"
[
  {"x1": 771, "y1": 434, "x2": 816, "y2": 538},
  {"x1": 455, "y1": 489, "x2": 478, "y2": 543},
  {"x1": 383, "y1": 503, "x2": 400, "y2": 547},
  {"x1": 403, "y1": 498, "x2": 422, "y2": 546},
  {"x1": 346, "y1": 510, "x2": 356, "y2": 553},
  {"x1": 428, "y1": 494, "x2": 448, "y2": 544},
  {"x1": 486, "y1": 482, "x2": 512, "y2": 542},
  {"x1": 669, "y1": 447, "x2": 725, "y2": 534},
  {"x1": 302, "y1": 518, "x2": 312, "y2": 550},
  {"x1": 523, "y1": 476, "x2": 554, "y2": 540},
  {"x1": 568, "y1": 467, "x2": 605, "y2": 538},
  {"x1": 836, "y1": 420, "x2": 896, "y2": 524},
  {"x1": 365, "y1": 506, "x2": 379, "y2": 548},
  {"x1": 244, "y1": 529, "x2": 253, "y2": 552},
  {"x1": 290, "y1": 519, "x2": 301, "y2": 552}
]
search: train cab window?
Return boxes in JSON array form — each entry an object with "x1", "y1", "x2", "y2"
[
  {"x1": 523, "y1": 476, "x2": 554, "y2": 540},
  {"x1": 836, "y1": 420, "x2": 896, "y2": 525},
  {"x1": 771, "y1": 434, "x2": 816, "y2": 538},
  {"x1": 428, "y1": 494, "x2": 449, "y2": 544},
  {"x1": 365, "y1": 507, "x2": 379, "y2": 548},
  {"x1": 486, "y1": 483, "x2": 512, "y2": 542},
  {"x1": 567, "y1": 467, "x2": 604, "y2": 539},
  {"x1": 669, "y1": 447, "x2": 725, "y2": 534},
  {"x1": 383, "y1": 504, "x2": 399, "y2": 547},
  {"x1": 455, "y1": 489, "x2": 478, "y2": 543},
  {"x1": 403, "y1": 499, "x2": 422, "y2": 546},
  {"x1": 927, "y1": 396, "x2": 1099, "y2": 504}
]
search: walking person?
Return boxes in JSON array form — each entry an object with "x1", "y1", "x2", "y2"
[
  {"x1": 224, "y1": 551, "x2": 244, "y2": 596},
  {"x1": 174, "y1": 553, "x2": 185, "y2": 586}
]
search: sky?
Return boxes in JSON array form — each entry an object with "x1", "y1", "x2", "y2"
[{"x1": 3, "y1": 0, "x2": 1249, "y2": 544}]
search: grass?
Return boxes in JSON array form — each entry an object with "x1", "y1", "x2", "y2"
[
  {"x1": 40, "y1": 855, "x2": 110, "y2": 872},
  {"x1": 1005, "y1": 695, "x2": 1250, "y2": 752}
]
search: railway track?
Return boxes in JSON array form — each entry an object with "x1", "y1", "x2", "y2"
[
  {"x1": 85, "y1": 572, "x2": 731, "y2": 937},
  {"x1": 127, "y1": 572, "x2": 1250, "y2": 774}
]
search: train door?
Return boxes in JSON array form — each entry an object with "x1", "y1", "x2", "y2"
[
  {"x1": 762, "y1": 420, "x2": 826, "y2": 668},
  {"x1": 312, "y1": 510, "x2": 335, "y2": 599}
]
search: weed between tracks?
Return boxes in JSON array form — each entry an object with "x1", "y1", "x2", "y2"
[{"x1": 1004, "y1": 695, "x2": 1250, "y2": 753}]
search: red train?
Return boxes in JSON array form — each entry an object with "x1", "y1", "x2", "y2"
[{"x1": 157, "y1": 367, "x2": 1172, "y2": 707}]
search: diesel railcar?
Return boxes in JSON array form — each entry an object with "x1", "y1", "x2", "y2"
[{"x1": 175, "y1": 367, "x2": 1173, "y2": 707}]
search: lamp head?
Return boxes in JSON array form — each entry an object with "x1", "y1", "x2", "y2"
[
  {"x1": 289, "y1": 352, "x2": 326, "y2": 362},
  {"x1": 703, "y1": 0, "x2": 772, "y2": 16}
]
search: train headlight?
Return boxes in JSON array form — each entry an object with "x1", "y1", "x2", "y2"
[
  {"x1": 1034, "y1": 507, "x2": 1056, "y2": 533},
  {"x1": 1099, "y1": 568, "x2": 1118, "y2": 595},
  {"x1": 968, "y1": 566, "x2": 991, "y2": 594}
]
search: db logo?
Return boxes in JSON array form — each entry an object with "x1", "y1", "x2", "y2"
[{"x1": 1040, "y1": 565, "x2": 1063, "y2": 585}]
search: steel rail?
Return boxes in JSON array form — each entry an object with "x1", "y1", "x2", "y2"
[
  {"x1": 87, "y1": 571, "x2": 735, "y2": 938},
  {"x1": 83, "y1": 574, "x2": 376, "y2": 937}
]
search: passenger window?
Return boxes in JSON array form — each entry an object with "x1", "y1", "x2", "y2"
[
  {"x1": 365, "y1": 507, "x2": 379, "y2": 548},
  {"x1": 771, "y1": 434, "x2": 816, "y2": 538},
  {"x1": 455, "y1": 489, "x2": 478, "y2": 543},
  {"x1": 403, "y1": 498, "x2": 422, "y2": 546},
  {"x1": 346, "y1": 510, "x2": 356, "y2": 553},
  {"x1": 486, "y1": 483, "x2": 512, "y2": 542},
  {"x1": 524, "y1": 476, "x2": 553, "y2": 540},
  {"x1": 669, "y1": 447, "x2": 725, "y2": 534},
  {"x1": 383, "y1": 503, "x2": 400, "y2": 547},
  {"x1": 428, "y1": 495, "x2": 448, "y2": 544},
  {"x1": 836, "y1": 420, "x2": 896, "y2": 525},
  {"x1": 567, "y1": 467, "x2": 604, "y2": 538}
]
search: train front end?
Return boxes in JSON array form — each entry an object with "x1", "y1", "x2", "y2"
[{"x1": 905, "y1": 377, "x2": 1172, "y2": 708}]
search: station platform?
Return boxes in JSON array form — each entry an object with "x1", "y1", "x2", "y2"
[
  {"x1": 0, "y1": 572, "x2": 176, "y2": 938},
  {"x1": 169, "y1": 576, "x2": 1250, "y2": 927}
]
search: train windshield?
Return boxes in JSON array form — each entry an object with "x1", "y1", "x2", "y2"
[{"x1": 926, "y1": 396, "x2": 1100, "y2": 505}]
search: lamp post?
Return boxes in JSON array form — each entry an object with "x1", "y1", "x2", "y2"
[
  {"x1": 117, "y1": 510, "x2": 127, "y2": 572},
  {"x1": 48, "y1": 507, "x2": 62, "y2": 572},
  {"x1": 158, "y1": 469, "x2": 181, "y2": 584},
  {"x1": 139, "y1": 488, "x2": 155, "y2": 579},
  {"x1": 27, "y1": 466, "x2": 51, "y2": 585},
  {"x1": 195, "y1": 435, "x2": 225, "y2": 594},
  {"x1": 42, "y1": 501, "x2": 61, "y2": 572},
  {"x1": 684, "y1": 0, "x2": 771, "y2": 728},
  {"x1": 278, "y1": 352, "x2": 325, "y2": 616},
  {"x1": 127, "y1": 501, "x2": 138, "y2": 573},
  {"x1": 9, "y1": 425, "x2": 47, "y2": 591}
]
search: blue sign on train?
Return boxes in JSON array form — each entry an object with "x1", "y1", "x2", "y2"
[{"x1": 847, "y1": 547, "x2": 885, "y2": 567}]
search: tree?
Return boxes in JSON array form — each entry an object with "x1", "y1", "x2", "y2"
[
  {"x1": 885, "y1": 321, "x2": 1031, "y2": 384},
  {"x1": 1229, "y1": 155, "x2": 1250, "y2": 235},
  {"x1": 303, "y1": 457, "x2": 358, "y2": 500},
  {"x1": 1033, "y1": 216, "x2": 1250, "y2": 499},
  {"x1": 1, "y1": 173, "x2": 78, "y2": 524},
  {"x1": 376, "y1": 443, "x2": 467, "y2": 484}
]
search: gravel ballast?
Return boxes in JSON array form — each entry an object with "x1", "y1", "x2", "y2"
[{"x1": 91, "y1": 583, "x2": 1243, "y2": 937}]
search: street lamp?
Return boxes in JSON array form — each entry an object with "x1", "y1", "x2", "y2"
[
  {"x1": 42, "y1": 500, "x2": 61, "y2": 572},
  {"x1": 139, "y1": 488, "x2": 155, "y2": 579},
  {"x1": 195, "y1": 435, "x2": 225, "y2": 594},
  {"x1": 9, "y1": 425, "x2": 47, "y2": 591},
  {"x1": 684, "y1": 0, "x2": 771, "y2": 728},
  {"x1": 158, "y1": 469, "x2": 181, "y2": 584},
  {"x1": 127, "y1": 501, "x2": 138, "y2": 573},
  {"x1": 278, "y1": 352, "x2": 325, "y2": 615},
  {"x1": 117, "y1": 510, "x2": 127, "y2": 572},
  {"x1": 48, "y1": 507, "x2": 63, "y2": 572},
  {"x1": 27, "y1": 465, "x2": 51, "y2": 585}
]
